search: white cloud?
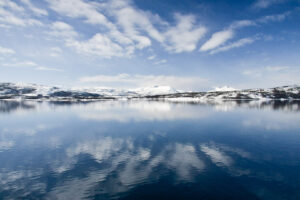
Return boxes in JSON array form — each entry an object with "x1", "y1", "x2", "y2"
[
  {"x1": 67, "y1": 33, "x2": 127, "y2": 58},
  {"x1": 200, "y1": 29, "x2": 234, "y2": 52},
  {"x1": 46, "y1": 0, "x2": 111, "y2": 26},
  {"x1": 252, "y1": 0, "x2": 286, "y2": 9},
  {"x1": 49, "y1": 21, "x2": 79, "y2": 39},
  {"x1": 242, "y1": 66, "x2": 291, "y2": 77},
  {"x1": 110, "y1": 1, "x2": 206, "y2": 53},
  {"x1": 154, "y1": 59, "x2": 167, "y2": 65},
  {"x1": 49, "y1": 47, "x2": 63, "y2": 57},
  {"x1": 35, "y1": 66, "x2": 63, "y2": 72},
  {"x1": 46, "y1": 0, "x2": 207, "y2": 58},
  {"x1": 0, "y1": 0, "x2": 25, "y2": 12},
  {"x1": 229, "y1": 20, "x2": 256, "y2": 29},
  {"x1": 0, "y1": 46, "x2": 15, "y2": 55},
  {"x1": 199, "y1": 10, "x2": 289, "y2": 54},
  {"x1": 164, "y1": 14, "x2": 207, "y2": 53},
  {"x1": 147, "y1": 55, "x2": 156, "y2": 60},
  {"x1": 109, "y1": 0, "x2": 161, "y2": 48},
  {"x1": 0, "y1": 0, "x2": 43, "y2": 27},
  {"x1": 1, "y1": 60, "x2": 62, "y2": 72},
  {"x1": 2, "y1": 61, "x2": 37, "y2": 67},
  {"x1": 210, "y1": 37, "x2": 257, "y2": 54},
  {"x1": 46, "y1": 0, "x2": 138, "y2": 57},
  {"x1": 79, "y1": 74, "x2": 209, "y2": 90},
  {"x1": 0, "y1": 0, "x2": 293, "y2": 60},
  {"x1": 241, "y1": 66, "x2": 300, "y2": 87},
  {"x1": 20, "y1": 0, "x2": 48, "y2": 16},
  {"x1": 0, "y1": 7, "x2": 26, "y2": 26},
  {"x1": 258, "y1": 12, "x2": 290, "y2": 23}
]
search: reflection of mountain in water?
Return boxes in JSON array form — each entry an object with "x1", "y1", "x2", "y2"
[
  {"x1": 1, "y1": 100, "x2": 300, "y2": 114},
  {"x1": 173, "y1": 100, "x2": 300, "y2": 112},
  {"x1": 0, "y1": 101, "x2": 35, "y2": 113}
]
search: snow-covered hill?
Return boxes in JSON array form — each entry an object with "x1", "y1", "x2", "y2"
[
  {"x1": 0, "y1": 83, "x2": 299, "y2": 101},
  {"x1": 147, "y1": 85, "x2": 300, "y2": 101},
  {"x1": 0, "y1": 83, "x2": 179, "y2": 100}
]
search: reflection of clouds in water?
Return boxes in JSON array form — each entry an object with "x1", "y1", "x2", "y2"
[
  {"x1": 242, "y1": 112, "x2": 300, "y2": 130},
  {"x1": 2, "y1": 124, "x2": 48, "y2": 136},
  {"x1": 0, "y1": 124, "x2": 50, "y2": 152},
  {"x1": 0, "y1": 132, "x2": 291, "y2": 199},
  {"x1": 0, "y1": 100, "x2": 35, "y2": 114},
  {"x1": 0, "y1": 100, "x2": 299, "y2": 198},
  {"x1": 51, "y1": 137, "x2": 132, "y2": 174},
  {"x1": 46, "y1": 140, "x2": 288, "y2": 199},
  {"x1": 118, "y1": 147, "x2": 152, "y2": 186},
  {"x1": 166, "y1": 143, "x2": 204, "y2": 180},
  {"x1": 200, "y1": 143, "x2": 255, "y2": 177},
  {"x1": 200, "y1": 144, "x2": 233, "y2": 167},
  {"x1": 0, "y1": 169, "x2": 46, "y2": 198},
  {"x1": 1, "y1": 100, "x2": 300, "y2": 118},
  {"x1": 76, "y1": 101, "x2": 209, "y2": 122},
  {"x1": 46, "y1": 169, "x2": 114, "y2": 200},
  {"x1": 67, "y1": 137, "x2": 129, "y2": 163},
  {"x1": 211, "y1": 100, "x2": 300, "y2": 112},
  {"x1": 216, "y1": 143, "x2": 251, "y2": 159},
  {"x1": 0, "y1": 140, "x2": 14, "y2": 152},
  {"x1": 47, "y1": 139, "x2": 205, "y2": 199}
]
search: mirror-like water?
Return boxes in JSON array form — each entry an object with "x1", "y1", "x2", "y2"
[{"x1": 0, "y1": 100, "x2": 300, "y2": 200}]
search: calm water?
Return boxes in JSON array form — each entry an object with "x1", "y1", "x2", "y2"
[{"x1": 0, "y1": 100, "x2": 300, "y2": 200}]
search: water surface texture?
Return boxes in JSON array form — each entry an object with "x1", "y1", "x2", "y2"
[{"x1": 0, "y1": 100, "x2": 300, "y2": 200}]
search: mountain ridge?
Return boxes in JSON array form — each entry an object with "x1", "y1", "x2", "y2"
[{"x1": 0, "y1": 82, "x2": 299, "y2": 101}]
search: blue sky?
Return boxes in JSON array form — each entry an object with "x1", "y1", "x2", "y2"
[{"x1": 0, "y1": 0, "x2": 300, "y2": 90}]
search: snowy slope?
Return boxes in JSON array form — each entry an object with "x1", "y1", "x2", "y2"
[
  {"x1": 0, "y1": 83, "x2": 300, "y2": 101},
  {"x1": 0, "y1": 83, "x2": 179, "y2": 100},
  {"x1": 145, "y1": 85, "x2": 300, "y2": 101}
]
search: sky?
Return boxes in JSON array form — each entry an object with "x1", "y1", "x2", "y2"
[{"x1": 0, "y1": 0, "x2": 300, "y2": 91}]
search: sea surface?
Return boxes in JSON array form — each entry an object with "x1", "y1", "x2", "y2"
[{"x1": 0, "y1": 100, "x2": 300, "y2": 200}]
